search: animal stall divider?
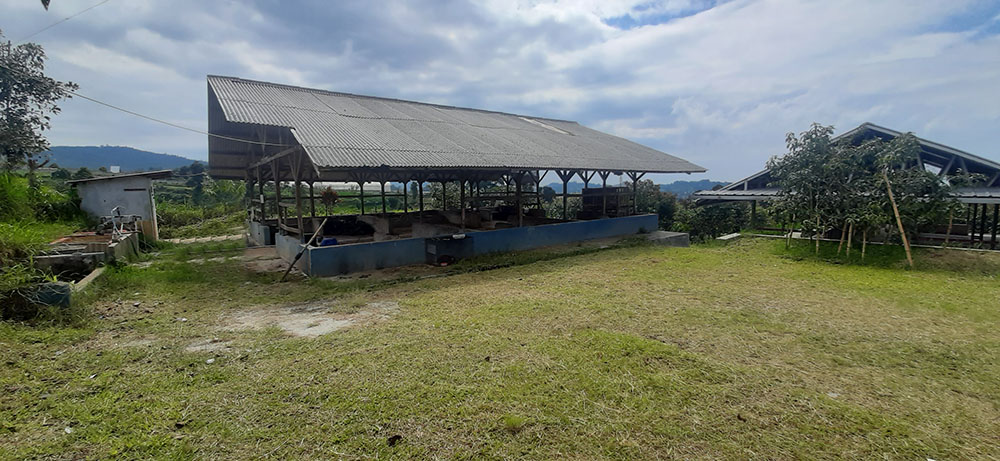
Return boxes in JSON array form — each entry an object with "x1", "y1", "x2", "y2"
[{"x1": 280, "y1": 217, "x2": 329, "y2": 282}]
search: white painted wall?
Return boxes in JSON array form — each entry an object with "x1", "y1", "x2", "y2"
[{"x1": 76, "y1": 176, "x2": 159, "y2": 238}]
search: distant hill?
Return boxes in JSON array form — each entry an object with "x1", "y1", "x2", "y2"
[
  {"x1": 44, "y1": 146, "x2": 199, "y2": 172},
  {"x1": 544, "y1": 179, "x2": 727, "y2": 198},
  {"x1": 659, "y1": 179, "x2": 727, "y2": 197}
]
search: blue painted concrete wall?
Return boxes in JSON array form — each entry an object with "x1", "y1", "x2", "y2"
[
  {"x1": 306, "y1": 237, "x2": 427, "y2": 276},
  {"x1": 470, "y1": 214, "x2": 658, "y2": 255},
  {"x1": 278, "y1": 214, "x2": 660, "y2": 277},
  {"x1": 275, "y1": 233, "x2": 309, "y2": 272}
]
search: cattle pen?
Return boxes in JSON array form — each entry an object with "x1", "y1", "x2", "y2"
[{"x1": 206, "y1": 76, "x2": 704, "y2": 275}]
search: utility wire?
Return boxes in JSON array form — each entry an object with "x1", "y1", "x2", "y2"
[
  {"x1": 7, "y1": 1, "x2": 293, "y2": 148},
  {"x1": 69, "y1": 90, "x2": 293, "y2": 147},
  {"x1": 0, "y1": 60, "x2": 292, "y2": 148},
  {"x1": 17, "y1": 0, "x2": 113, "y2": 43}
]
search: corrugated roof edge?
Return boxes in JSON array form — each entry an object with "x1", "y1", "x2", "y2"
[
  {"x1": 66, "y1": 170, "x2": 173, "y2": 184},
  {"x1": 207, "y1": 75, "x2": 578, "y2": 125}
]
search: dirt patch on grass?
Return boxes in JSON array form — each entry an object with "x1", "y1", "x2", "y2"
[
  {"x1": 241, "y1": 247, "x2": 296, "y2": 274},
  {"x1": 224, "y1": 301, "x2": 399, "y2": 338}
]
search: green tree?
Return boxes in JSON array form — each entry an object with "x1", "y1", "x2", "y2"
[
  {"x1": 71, "y1": 167, "x2": 92, "y2": 180},
  {"x1": 768, "y1": 124, "x2": 839, "y2": 254},
  {"x1": 50, "y1": 167, "x2": 70, "y2": 180},
  {"x1": 630, "y1": 179, "x2": 679, "y2": 230},
  {"x1": 771, "y1": 124, "x2": 966, "y2": 265},
  {"x1": 0, "y1": 32, "x2": 78, "y2": 185}
]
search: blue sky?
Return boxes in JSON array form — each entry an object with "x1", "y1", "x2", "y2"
[{"x1": 1, "y1": 0, "x2": 998, "y2": 181}]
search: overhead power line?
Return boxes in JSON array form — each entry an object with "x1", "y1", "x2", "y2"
[
  {"x1": 68, "y1": 90, "x2": 293, "y2": 147},
  {"x1": 17, "y1": 0, "x2": 113, "y2": 43},
  {"x1": 0, "y1": 60, "x2": 291, "y2": 148}
]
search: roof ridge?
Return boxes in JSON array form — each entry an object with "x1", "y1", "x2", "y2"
[{"x1": 207, "y1": 75, "x2": 579, "y2": 125}]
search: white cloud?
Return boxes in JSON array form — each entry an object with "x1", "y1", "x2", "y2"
[{"x1": 0, "y1": 0, "x2": 997, "y2": 179}]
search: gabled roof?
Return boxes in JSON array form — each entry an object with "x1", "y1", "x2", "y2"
[
  {"x1": 702, "y1": 122, "x2": 1000, "y2": 198},
  {"x1": 66, "y1": 170, "x2": 172, "y2": 185},
  {"x1": 206, "y1": 76, "x2": 705, "y2": 175}
]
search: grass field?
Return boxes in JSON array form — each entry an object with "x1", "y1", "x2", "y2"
[{"x1": 2, "y1": 238, "x2": 999, "y2": 459}]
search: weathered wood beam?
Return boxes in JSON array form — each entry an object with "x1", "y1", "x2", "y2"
[{"x1": 249, "y1": 145, "x2": 302, "y2": 171}]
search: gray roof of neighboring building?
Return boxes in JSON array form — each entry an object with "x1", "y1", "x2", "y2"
[
  {"x1": 207, "y1": 75, "x2": 706, "y2": 174},
  {"x1": 66, "y1": 170, "x2": 173, "y2": 184},
  {"x1": 693, "y1": 122, "x2": 1000, "y2": 202}
]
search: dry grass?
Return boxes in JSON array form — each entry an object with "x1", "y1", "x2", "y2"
[{"x1": 1, "y1": 238, "x2": 999, "y2": 459}]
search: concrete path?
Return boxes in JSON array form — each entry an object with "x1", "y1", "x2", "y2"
[{"x1": 165, "y1": 234, "x2": 243, "y2": 244}]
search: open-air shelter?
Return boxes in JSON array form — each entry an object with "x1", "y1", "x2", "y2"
[{"x1": 206, "y1": 76, "x2": 704, "y2": 274}]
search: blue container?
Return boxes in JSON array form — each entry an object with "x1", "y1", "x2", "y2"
[{"x1": 319, "y1": 237, "x2": 338, "y2": 247}]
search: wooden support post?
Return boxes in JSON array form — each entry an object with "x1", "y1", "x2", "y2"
[
  {"x1": 380, "y1": 181, "x2": 387, "y2": 214},
  {"x1": 272, "y1": 159, "x2": 282, "y2": 230},
  {"x1": 460, "y1": 179, "x2": 466, "y2": 231},
  {"x1": 359, "y1": 180, "x2": 365, "y2": 215},
  {"x1": 292, "y1": 153, "x2": 304, "y2": 242},
  {"x1": 256, "y1": 166, "x2": 265, "y2": 221},
  {"x1": 992, "y1": 204, "x2": 999, "y2": 250},
  {"x1": 626, "y1": 172, "x2": 645, "y2": 215},
  {"x1": 402, "y1": 181, "x2": 408, "y2": 213},
  {"x1": 751, "y1": 200, "x2": 758, "y2": 228},
  {"x1": 535, "y1": 171, "x2": 545, "y2": 210},
  {"x1": 515, "y1": 173, "x2": 523, "y2": 227},
  {"x1": 309, "y1": 182, "x2": 315, "y2": 218},
  {"x1": 558, "y1": 170, "x2": 572, "y2": 220},
  {"x1": 598, "y1": 171, "x2": 611, "y2": 217},
  {"x1": 418, "y1": 181, "x2": 424, "y2": 213},
  {"x1": 579, "y1": 170, "x2": 594, "y2": 189},
  {"x1": 441, "y1": 182, "x2": 447, "y2": 210}
]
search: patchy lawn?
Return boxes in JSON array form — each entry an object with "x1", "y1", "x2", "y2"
[{"x1": 2, "y1": 238, "x2": 999, "y2": 459}]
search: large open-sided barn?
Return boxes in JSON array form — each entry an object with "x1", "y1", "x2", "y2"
[{"x1": 207, "y1": 76, "x2": 704, "y2": 275}]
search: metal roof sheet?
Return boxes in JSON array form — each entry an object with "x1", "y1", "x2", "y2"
[
  {"x1": 207, "y1": 76, "x2": 705, "y2": 174},
  {"x1": 66, "y1": 170, "x2": 173, "y2": 184}
]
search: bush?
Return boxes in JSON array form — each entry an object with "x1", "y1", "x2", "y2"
[
  {"x1": 156, "y1": 202, "x2": 245, "y2": 239},
  {"x1": 0, "y1": 173, "x2": 82, "y2": 222},
  {"x1": 673, "y1": 201, "x2": 750, "y2": 241}
]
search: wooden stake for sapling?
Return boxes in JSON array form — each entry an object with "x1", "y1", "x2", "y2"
[{"x1": 883, "y1": 170, "x2": 914, "y2": 268}]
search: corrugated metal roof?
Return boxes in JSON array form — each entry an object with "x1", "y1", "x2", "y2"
[
  {"x1": 207, "y1": 76, "x2": 705, "y2": 174},
  {"x1": 66, "y1": 170, "x2": 173, "y2": 184}
]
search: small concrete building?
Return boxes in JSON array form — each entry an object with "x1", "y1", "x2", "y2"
[{"x1": 67, "y1": 170, "x2": 172, "y2": 240}]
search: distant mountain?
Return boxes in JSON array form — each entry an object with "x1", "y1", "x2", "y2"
[
  {"x1": 44, "y1": 146, "x2": 199, "y2": 172},
  {"x1": 660, "y1": 179, "x2": 727, "y2": 198},
  {"x1": 544, "y1": 179, "x2": 727, "y2": 198}
]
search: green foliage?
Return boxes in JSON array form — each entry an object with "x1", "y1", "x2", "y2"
[
  {"x1": 0, "y1": 33, "x2": 78, "y2": 170},
  {"x1": 769, "y1": 123, "x2": 967, "y2": 255},
  {"x1": 0, "y1": 172, "x2": 81, "y2": 222},
  {"x1": 71, "y1": 167, "x2": 93, "y2": 180},
  {"x1": 630, "y1": 179, "x2": 678, "y2": 230},
  {"x1": 156, "y1": 202, "x2": 244, "y2": 239},
  {"x1": 673, "y1": 200, "x2": 750, "y2": 241},
  {"x1": 49, "y1": 167, "x2": 70, "y2": 179}
]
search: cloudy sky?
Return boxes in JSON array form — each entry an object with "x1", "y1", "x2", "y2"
[{"x1": 2, "y1": 0, "x2": 999, "y2": 181}]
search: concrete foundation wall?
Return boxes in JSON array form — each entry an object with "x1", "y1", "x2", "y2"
[
  {"x1": 308, "y1": 238, "x2": 428, "y2": 275},
  {"x1": 275, "y1": 233, "x2": 308, "y2": 272},
  {"x1": 249, "y1": 220, "x2": 274, "y2": 246},
  {"x1": 277, "y1": 214, "x2": 661, "y2": 277},
  {"x1": 471, "y1": 214, "x2": 658, "y2": 255}
]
